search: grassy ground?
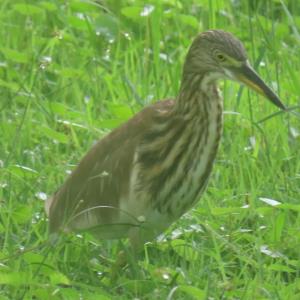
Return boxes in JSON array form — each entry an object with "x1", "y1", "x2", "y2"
[{"x1": 0, "y1": 0, "x2": 300, "y2": 299}]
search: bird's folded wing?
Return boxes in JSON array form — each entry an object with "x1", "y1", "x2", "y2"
[{"x1": 46, "y1": 100, "x2": 175, "y2": 236}]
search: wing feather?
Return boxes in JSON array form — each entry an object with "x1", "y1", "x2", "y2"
[{"x1": 46, "y1": 100, "x2": 175, "y2": 239}]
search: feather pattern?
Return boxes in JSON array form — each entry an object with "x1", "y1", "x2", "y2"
[{"x1": 46, "y1": 30, "x2": 283, "y2": 249}]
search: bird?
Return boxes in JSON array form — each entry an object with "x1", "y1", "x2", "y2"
[{"x1": 45, "y1": 30, "x2": 285, "y2": 253}]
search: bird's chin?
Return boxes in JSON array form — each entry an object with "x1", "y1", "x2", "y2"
[{"x1": 223, "y1": 68, "x2": 236, "y2": 81}]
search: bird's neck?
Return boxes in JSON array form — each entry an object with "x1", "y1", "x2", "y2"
[
  {"x1": 134, "y1": 71, "x2": 224, "y2": 218},
  {"x1": 174, "y1": 72, "x2": 222, "y2": 117}
]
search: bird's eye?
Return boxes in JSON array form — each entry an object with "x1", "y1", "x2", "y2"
[{"x1": 216, "y1": 53, "x2": 226, "y2": 62}]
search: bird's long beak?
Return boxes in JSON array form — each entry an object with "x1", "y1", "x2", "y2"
[{"x1": 232, "y1": 62, "x2": 286, "y2": 110}]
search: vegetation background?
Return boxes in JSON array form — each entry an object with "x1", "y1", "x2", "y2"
[{"x1": 0, "y1": 0, "x2": 299, "y2": 299}]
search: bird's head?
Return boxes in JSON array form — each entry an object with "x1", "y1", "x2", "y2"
[{"x1": 184, "y1": 30, "x2": 286, "y2": 110}]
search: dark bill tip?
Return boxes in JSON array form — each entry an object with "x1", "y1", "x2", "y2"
[{"x1": 234, "y1": 63, "x2": 286, "y2": 111}]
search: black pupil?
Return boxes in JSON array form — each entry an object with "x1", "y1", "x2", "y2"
[{"x1": 218, "y1": 54, "x2": 224, "y2": 60}]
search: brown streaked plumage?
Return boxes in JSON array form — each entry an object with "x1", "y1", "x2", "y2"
[{"x1": 46, "y1": 30, "x2": 285, "y2": 250}]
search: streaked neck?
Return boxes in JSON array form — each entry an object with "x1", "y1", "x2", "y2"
[{"x1": 174, "y1": 72, "x2": 222, "y2": 116}]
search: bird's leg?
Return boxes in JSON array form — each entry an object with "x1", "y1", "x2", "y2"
[
  {"x1": 110, "y1": 229, "x2": 142, "y2": 282},
  {"x1": 127, "y1": 227, "x2": 144, "y2": 275},
  {"x1": 108, "y1": 238, "x2": 130, "y2": 283},
  {"x1": 110, "y1": 247, "x2": 127, "y2": 283},
  {"x1": 129, "y1": 224, "x2": 160, "y2": 279}
]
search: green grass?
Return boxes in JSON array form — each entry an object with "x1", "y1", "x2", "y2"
[{"x1": 0, "y1": 0, "x2": 300, "y2": 299}]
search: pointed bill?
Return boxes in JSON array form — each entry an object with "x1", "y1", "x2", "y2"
[{"x1": 233, "y1": 62, "x2": 286, "y2": 110}]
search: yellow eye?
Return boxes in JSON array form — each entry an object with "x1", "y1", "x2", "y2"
[{"x1": 216, "y1": 53, "x2": 226, "y2": 62}]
